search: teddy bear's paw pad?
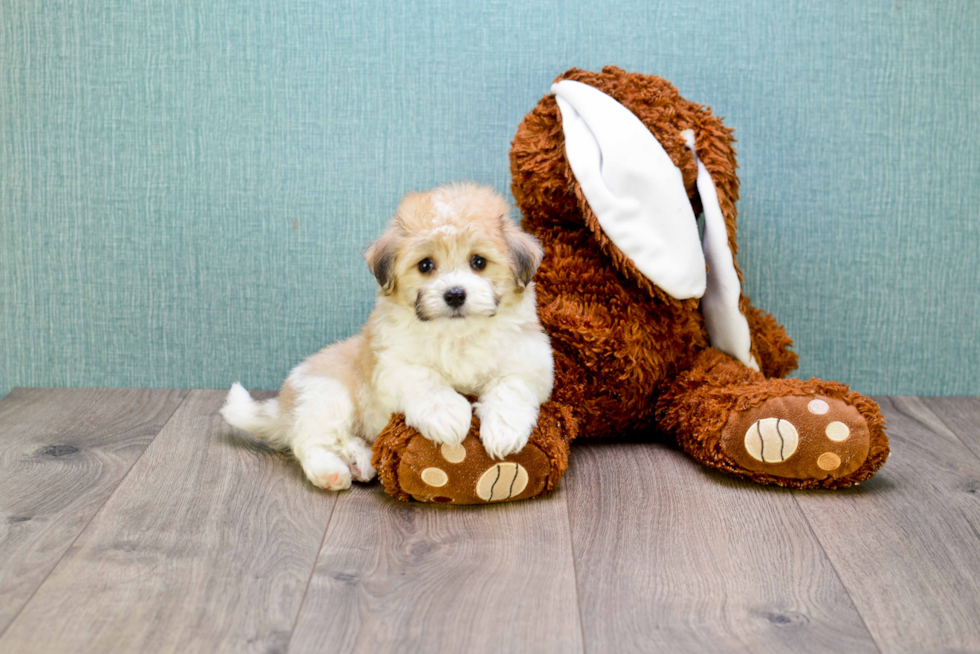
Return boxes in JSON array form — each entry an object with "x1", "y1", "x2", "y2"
[
  {"x1": 721, "y1": 395, "x2": 871, "y2": 480},
  {"x1": 396, "y1": 433, "x2": 549, "y2": 504},
  {"x1": 476, "y1": 462, "x2": 529, "y2": 501},
  {"x1": 440, "y1": 443, "x2": 467, "y2": 463},
  {"x1": 743, "y1": 418, "x2": 799, "y2": 463}
]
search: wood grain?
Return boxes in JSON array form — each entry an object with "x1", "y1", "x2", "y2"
[
  {"x1": 0, "y1": 390, "x2": 335, "y2": 654},
  {"x1": 922, "y1": 396, "x2": 980, "y2": 460},
  {"x1": 3, "y1": 391, "x2": 978, "y2": 653},
  {"x1": 0, "y1": 387, "x2": 187, "y2": 635},
  {"x1": 287, "y1": 483, "x2": 584, "y2": 654},
  {"x1": 794, "y1": 396, "x2": 980, "y2": 654},
  {"x1": 565, "y1": 439, "x2": 879, "y2": 654}
]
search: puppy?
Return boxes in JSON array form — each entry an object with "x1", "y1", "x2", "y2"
[{"x1": 221, "y1": 183, "x2": 554, "y2": 490}]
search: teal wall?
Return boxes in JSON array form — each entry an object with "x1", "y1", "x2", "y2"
[{"x1": 2, "y1": 0, "x2": 978, "y2": 397}]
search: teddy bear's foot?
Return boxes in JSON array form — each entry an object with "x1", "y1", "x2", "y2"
[
  {"x1": 387, "y1": 434, "x2": 550, "y2": 503},
  {"x1": 372, "y1": 401, "x2": 578, "y2": 504},
  {"x1": 719, "y1": 395, "x2": 872, "y2": 481},
  {"x1": 658, "y1": 348, "x2": 889, "y2": 489}
]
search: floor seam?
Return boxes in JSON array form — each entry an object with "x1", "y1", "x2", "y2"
[
  {"x1": 0, "y1": 388, "x2": 191, "y2": 642},
  {"x1": 284, "y1": 491, "x2": 339, "y2": 654},
  {"x1": 791, "y1": 490, "x2": 885, "y2": 654},
  {"x1": 563, "y1": 469, "x2": 590, "y2": 654},
  {"x1": 915, "y1": 397, "x2": 980, "y2": 467}
]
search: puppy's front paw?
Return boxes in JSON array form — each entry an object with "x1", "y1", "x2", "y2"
[
  {"x1": 405, "y1": 390, "x2": 472, "y2": 447},
  {"x1": 298, "y1": 447, "x2": 352, "y2": 491},
  {"x1": 479, "y1": 404, "x2": 535, "y2": 460}
]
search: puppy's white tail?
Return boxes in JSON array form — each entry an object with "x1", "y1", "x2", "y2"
[{"x1": 220, "y1": 383, "x2": 288, "y2": 450}]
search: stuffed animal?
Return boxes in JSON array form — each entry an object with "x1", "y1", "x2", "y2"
[{"x1": 372, "y1": 66, "x2": 889, "y2": 504}]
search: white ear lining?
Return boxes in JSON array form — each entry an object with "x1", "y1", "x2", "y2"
[
  {"x1": 683, "y1": 129, "x2": 759, "y2": 371},
  {"x1": 552, "y1": 80, "x2": 707, "y2": 300},
  {"x1": 552, "y1": 79, "x2": 758, "y2": 370}
]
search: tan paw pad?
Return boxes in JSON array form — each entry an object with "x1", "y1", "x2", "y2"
[
  {"x1": 744, "y1": 418, "x2": 799, "y2": 463},
  {"x1": 808, "y1": 399, "x2": 830, "y2": 415},
  {"x1": 476, "y1": 462, "x2": 529, "y2": 502},
  {"x1": 825, "y1": 421, "x2": 850, "y2": 442},
  {"x1": 420, "y1": 467, "x2": 449, "y2": 487},
  {"x1": 440, "y1": 443, "x2": 466, "y2": 463},
  {"x1": 817, "y1": 452, "x2": 842, "y2": 471}
]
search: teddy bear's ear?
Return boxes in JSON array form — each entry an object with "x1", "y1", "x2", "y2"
[
  {"x1": 553, "y1": 79, "x2": 758, "y2": 370},
  {"x1": 551, "y1": 80, "x2": 706, "y2": 300},
  {"x1": 681, "y1": 130, "x2": 759, "y2": 371}
]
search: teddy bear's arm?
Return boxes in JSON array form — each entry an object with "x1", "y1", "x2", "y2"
[{"x1": 372, "y1": 400, "x2": 578, "y2": 504}]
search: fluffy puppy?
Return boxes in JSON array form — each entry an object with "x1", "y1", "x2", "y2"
[{"x1": 221, "y1": 183, "x2": 554, "y2": 491}]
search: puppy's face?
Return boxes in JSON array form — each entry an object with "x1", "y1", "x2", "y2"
[{"x1": 364, "y1": 183, "x2": 542, "y2": 322}]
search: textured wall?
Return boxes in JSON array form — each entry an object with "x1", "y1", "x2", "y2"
[{"x1": 1, "y1": 0, "x2": 978, "y2": 397}]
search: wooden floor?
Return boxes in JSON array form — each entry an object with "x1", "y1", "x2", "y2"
[{"x1": 1, "y1": 389, "x2": 978, "y2": 654}]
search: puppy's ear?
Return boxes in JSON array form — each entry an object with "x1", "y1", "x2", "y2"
[
  {"x1": 363, "y1": 230, "x2": 398, "y2": 294},
  {"x1": 504, "y1": 226, "x2": 544, "y2": 289}
]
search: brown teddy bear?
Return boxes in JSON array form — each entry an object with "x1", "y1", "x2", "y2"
[{"x1": 373, "y1": 66, "x2": 889, "y2": 504}]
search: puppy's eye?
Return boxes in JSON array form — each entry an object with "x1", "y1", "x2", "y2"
[
  {"x1": 470, "y1": 254, "x2": 486, "y2": 271},
  {"x1": 418, "y1": 258, "x2": 434, "y2": 274}
]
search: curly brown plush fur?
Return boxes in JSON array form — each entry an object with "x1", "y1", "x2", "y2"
[{"x1": 374, "y1": 66, "x2": 888, "y2": 503}]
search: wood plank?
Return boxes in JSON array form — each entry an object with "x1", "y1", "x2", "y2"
[
  {"x1": 0, "y1": 390, "x2": 336, "y2": 654},
  {"x1": 566, "y1": 439, "x2": 878, "y2": 654},
  {"x1": 921, "y1": 396, "x2": 980, "y2": 460},
  {"x1": 287, "y1": 483, "x2": 584, "y2": 654},
  {"x1": 794, "y1": 396, "x2": 980, "y2": 654},
  {"x1": 0, "y1": 387, "x2": 187, "y2": 635}
]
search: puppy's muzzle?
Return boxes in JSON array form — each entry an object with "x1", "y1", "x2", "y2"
[{"x1": 443, "y1": 287, "x2": 466, "y2": 308}]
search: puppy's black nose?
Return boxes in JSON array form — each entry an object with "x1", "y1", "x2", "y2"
[{"x1": 443, "y1": 287, "x2": 466, "y2": 308}]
